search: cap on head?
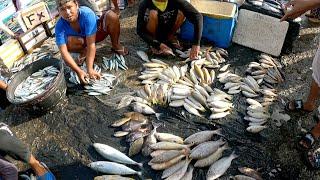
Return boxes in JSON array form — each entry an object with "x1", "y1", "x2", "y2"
[{"x1": 56, "y1": 0, "x2": 76, "y2": 7}]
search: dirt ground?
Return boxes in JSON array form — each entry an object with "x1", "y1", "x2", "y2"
[{"x1": 2, "y1": 4, "x2": 320, "y2": 180}]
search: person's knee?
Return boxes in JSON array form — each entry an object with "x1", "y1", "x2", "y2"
[
  {"x1": 106, "y1": 11, "x2": 120, "y2": 25},
  {"x1": 149, "y1": 10, "x2": 158, "y2": 22}
]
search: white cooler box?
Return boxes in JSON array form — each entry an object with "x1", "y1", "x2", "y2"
[{"x1": 232, "y1": 9, "x2": 289, "y2": 56}]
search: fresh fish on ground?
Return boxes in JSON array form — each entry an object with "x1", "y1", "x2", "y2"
[{"x1": 88, "y1": 161, "x2": 142, "y2": 176}]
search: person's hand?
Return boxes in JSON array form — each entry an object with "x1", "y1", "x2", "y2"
[
  {"x1": 189, "y1": 45, "x2": 200, "y2": 60},
  {"x1": 88, "y1": 69, "x2": 101, "y2": 80},
  {"x1": 280, "y1": 0, "x2": 320, "y2": 21},
  {"x1": 159, "y1": 43, "x2": 174, "y2": 56},
  {"x1": 77, "y1": 69, "x2": 89, "y2": 84}
]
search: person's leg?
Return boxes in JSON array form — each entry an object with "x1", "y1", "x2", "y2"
[
  {"x1": 167, "y1": 10, "x2": 185, "y2": 42},
  {"x1": 66, "y1": 36, "x2": 87, "y2": 64},
  {"x1": 146, "y1": 10, "x2": 158, "y2": 38},
  {"x1": 104, "y1": 10, "x2": 128, "y2": 55},
  {"x1": 304, "y1": 79, "x2": 320, "y2": 110},
  {"x1": 0, "y1": 156, "x2": 18, "y2": 180}
]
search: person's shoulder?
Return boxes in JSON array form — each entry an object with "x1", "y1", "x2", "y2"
[{"x1": 79, "y1": 6, "x2": 95, "y2": 14}]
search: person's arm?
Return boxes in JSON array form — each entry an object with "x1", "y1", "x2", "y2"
[
  {"x1": 85, "y1": 34, "x2": 100, "y2": 79},
  {"x1": 112, "y1": 0, "x2": 120, "y2": 15},
  {"x1": 176, "y1": 0, "x2": 202, "y2": 46},
  {"x1": 281, "y1": 0, "x2": 320, "y2": 21},
  {"x1": 137, "y1": 0, "x2": 161, "y2": 49},
  {"x1": 0, "y1": 80, "x2": 7, "y2": 90}
]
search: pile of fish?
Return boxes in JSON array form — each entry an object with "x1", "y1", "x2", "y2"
[
  {"x1": 102, "y1": 54, "x2": 128, "y2": 71},
  {"x1": 111, "y1": 112, "x2": 154, "y2": 156},
  {"x1": 89, "y1": 143, "x2": 142, "y2": 178},
  {"x1": 69, "y1": 64, "x2": 116, "y2": 96},
  {"x1": 135, "y1": 47, "x2": 237, "y2": 120},
  {"x1": 14, "y1": 66, "x2": 59, "y2": 102},
  {"x1": 241, "y1": 54, "x2": 284, "y2": 133},
  {"x1": 11, "y1": 38, "x2": 58, "y2": 73},
  {"x1": 147, "y1": 128, "x2": 238, "y2": 180}
]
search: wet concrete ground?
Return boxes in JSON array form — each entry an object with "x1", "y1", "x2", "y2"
[{"x1": 2, "y1": 4, "x2": 320, "y2": 180}]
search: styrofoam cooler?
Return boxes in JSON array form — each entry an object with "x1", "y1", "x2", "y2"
[
  {"x1": 232, "y1": 9, "x2": 289, "y2": 56},
  {"x1": 180, "y1": 1, "x2": 237, "y2": 48}
]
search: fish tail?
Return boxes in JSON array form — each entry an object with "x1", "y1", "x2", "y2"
[
  {"x1": 230, "y1": 150, "x2": 239, "y2": 159},
  {"x1": 137, "y1": 162, "x2": 144, "y2": 168},
  {"x1": 213, "y1": 128, "x2": 224, "y2": 137},
  {"x1": 151, "y1": 121, "x2": 162, "y2": 130}
]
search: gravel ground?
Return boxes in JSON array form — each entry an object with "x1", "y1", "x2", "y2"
[{"x1": 2, "y1": 4, "x2": 320, "y2": 180}]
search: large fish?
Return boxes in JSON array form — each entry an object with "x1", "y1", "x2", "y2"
[
  {"x1": 88, "y1": 161, "x2": 141, "y2": 176},
  {"x1": 94, "y1": 175, "x2": 134, "y2": 180},
  {"x1": 190, "y1": 138, "x2": 225, "y2": 159},
  {"x1": 194, "y1": 144, "x2": 229, "y2": 167},
  {"x1": 184, "y1": 129, "x2": 223, "y2": 145},
  {"x1": 206, "y1": 151, "x2": 238, "y2": 180},
  {"x1": 93, "y1": 143, "x2": 142, "y2": 167},
  {"x1": 154, "y1": 132, "x2": 184, "y2": 144}
]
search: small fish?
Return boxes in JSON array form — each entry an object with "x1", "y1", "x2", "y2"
[
  {"x1": 142, "y1": 122, "x2": 160, "y2": 156},
  {"x1": 149, "y1": 149, "x2": 188, "y2": 164},
  {"x1": 161, "y1": 159, "x2": 186, "y2": 179},
  {"x1": 150, "y1": 142, "x2": 191, "y2": 150},
  {"x1": 238, "y1": 167, "x2": 263, "y2": 180},
  {"x1": 180, "y1": 165, "x2": 194, "y2": 180},
  {"x1": 233, "y1": 175, "x2": 256, "y2": 180},
  {"x1": 111, "y1": 117, "x2": 132, "y2": 127},
  {"x1": 129, "y1": 137, "x2": 144, "y2": 156},
  {"x1": 194, "y1": 144, "x2": 229, "y2": 167},
  {"x1": 88, "y1": 161, "x2": 142, "y2": 176},
  {"x1": 190, "y1": 138, "x2": 225, "y2": 159},
  {"x1": 150, "y1": 155, "x2": 185, "y2": 170},
  {"x1": 93, "y1": 143, "x2": 142, "y2": 167},
  {"x1": 137, "y1": 50, "x2": 149, "y2": 62},
  {"x1": 207, "y1": 151, "x2": 238, "y2": 180},
  {"x1": 184, "y1": 129, "x2": 223, "y2": 145},
  {"x1": 132, "y1": 102, "x2": 156, "y2": 114},
  {"x1": 113, "y1": 131, "x2": 129, "y2": 137},
  {"x1": 155, "y1": 132, "x2": 184, "y2": 144},
  {"x1": 94, "y1": 175, "x2": 134, "y2": 180},
  {"x1": 246, "y1": 125, "x2": 267, "y2": 133}
]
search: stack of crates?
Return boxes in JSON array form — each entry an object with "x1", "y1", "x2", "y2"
[
  {"x1": 180, "y1": 0, "x2": 238, "y2": 48},
  {"x1": 0, "y1": 39, "x2": 25, "y2": 69},
  {"x1": 17, "y1": 24, "x2": 48, "y2": 54}
]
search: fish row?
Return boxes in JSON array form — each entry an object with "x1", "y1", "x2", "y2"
[
  {"x1": 89, "y1": 143, "x2": 142, "y2": 177},
  {"x1": 243, "y1": 54, "x2": 285, "y2": 133},
  {"x1": 14, "y1": 66, "x2": 59, "y2": 102},
  {"x1": 102, "y1": 54, "x2": 128, "y2": 71}
]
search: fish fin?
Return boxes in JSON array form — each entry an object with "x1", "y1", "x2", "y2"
[{"x1": 230, "y1": 150, "x2": 239, "y2": 159}]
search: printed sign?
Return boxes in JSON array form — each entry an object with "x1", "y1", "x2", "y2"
[{"x1": 20, "y1": 2, "x2": 51, "y2": 30}]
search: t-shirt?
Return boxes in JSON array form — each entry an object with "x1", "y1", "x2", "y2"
[{"x1": 55, "y1": 6, "x2": 99, "y2": 46}]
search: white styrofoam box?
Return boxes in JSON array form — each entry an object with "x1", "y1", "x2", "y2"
[
  {"x1": 232, "y1": 9, "x2": 289, "y2": 56},
  {"x1": 24, "y1": 31, "x2": 48, "y2": 52}
]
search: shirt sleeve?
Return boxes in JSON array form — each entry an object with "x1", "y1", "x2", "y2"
[
  {"x1": 137, "y1": 0, "x2": 161, "y2": 48},
  {"x1": 176, "y1": 0, "x2": 203, "y2": 46},
  {"x1": 83, "y1": 8, "x2": 97, "y2": 36},
  {"x1": 55, "y1": 20, "x2": 66, "y2": 46}
]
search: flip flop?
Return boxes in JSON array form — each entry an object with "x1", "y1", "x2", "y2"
[
  {"x1": 111, "y1": 47, "x2": 129, "y2": 56},
  {"x1": 297, "y1": 132, "x2": 316, "y2": 150},
  {"x1": 285, "y1": 100, "x2": 313, "y2": 113},
  {"x1": 36, "y1": 162, "x2": 56, "y2": 180}
]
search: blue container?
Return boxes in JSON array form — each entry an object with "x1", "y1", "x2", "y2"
[{"x1": 180, "y1": 4, "x2": 238, "y2": 48}]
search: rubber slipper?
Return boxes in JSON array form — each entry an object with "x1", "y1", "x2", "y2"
[
  {"x1": 285, "y1": 100, "x2": 313, "y2": 113},
  {"x1": 36, "y1": 162, "x2": 56, "y2": 180},
  {"x1": 297, "y1": 132, "x2": 316, "y2": 150},
  {"x1": 111, "y1": 47, "x2": 129, "y2": 56}
]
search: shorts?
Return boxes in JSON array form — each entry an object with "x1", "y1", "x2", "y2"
[
  {"x1": 144, "y1": 9, "x2": 179, "y2": 42},
  {"x1": 0, "y1": 124, "x2": 30, "y2": 163},
  {"x1": 312, "y1": 46, "x2": 320, "y2": 87},
  {"x1": 95, "y1": 11, "x2": 109, "y2": 43}
]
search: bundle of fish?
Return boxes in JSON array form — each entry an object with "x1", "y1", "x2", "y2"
[
  {"x1": 14, "y1": 66, "x2": 59, "y2": 102},
  {"x1": 245, "y1": 54, "x2": 284, "y2": 88},
  {"x1": 102, "y1": 54, "x2": 127, "y2": 71},
  {"x1": 89, "y1": 143, "x2": 142, "y2": 178},
  {"x1": 69, "y1": 64, "x2": 116, "y2": 96},
  {"x1": 146, "y1": 128, "x2": 238, "y2": 180},
  {"x1": 207, "y1": 88, "x2": 234, "y2": 120},
  {"x1": 217, "y1": 64, "x2": 242, "y2": 95},
  {"x1": 111, "y1": 112, "x2": 155, "y2": 156},
  {"x1": 11, "y1": 38, "x2": 58, "y2": 73}
]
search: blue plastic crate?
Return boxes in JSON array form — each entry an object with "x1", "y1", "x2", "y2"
[{"x1": 180, "y1": 4, "x2": 238, "y2": 48}]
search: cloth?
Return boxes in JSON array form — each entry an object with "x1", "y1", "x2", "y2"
[
  {"x1": 152, "y1": 0, "x2": 168, "y2": 12},
  {"x1": 0, "y1": 156, "x2": 18, "y2": 180},
  {"x1": 0, "y1": 124, "x2": 31, "y2": 163},
  {"x1": 77, "y1": 0, "x2": 102, "y2": 16},
  {"x1": 55, "y1": 6, "x2": 99, "y2": 46},
  {"x1": 137, "y1": 0, "x2": 203, "y2": 48},
  {"x1": 313, "y1": 46, "x2": 320, "y2": 87}
]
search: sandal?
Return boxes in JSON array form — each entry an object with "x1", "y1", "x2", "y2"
[
  {"x1": 111, "y1": 47, "x2": 129, "y2": 56},
  {"x1": 285, "y1": 100, "x2": 313, "y2": 113},
  {"x1": 306, "y1": 149, "x2": 320, "y2": 169},
  {"x1": 297, "y1": 132, "x2": 316, "y2": 150},
  {"x1": 37, "y1": 162, "x2": 56, "y2": 180}
]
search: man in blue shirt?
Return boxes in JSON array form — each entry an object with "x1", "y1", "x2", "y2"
[{"x1": 55, "y1": 0, "x2": 127, "y2": 84}]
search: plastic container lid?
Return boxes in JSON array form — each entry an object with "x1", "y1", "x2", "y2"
[{"x1": 190, "y1": 0, "x2": 237, "y2": 19}]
